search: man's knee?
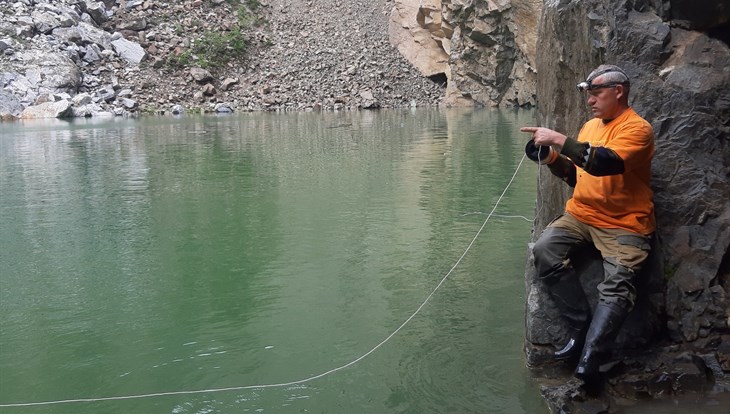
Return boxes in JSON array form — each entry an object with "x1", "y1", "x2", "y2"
[
  {"x1": 598, "y1": 258, "x2": 637, "y2": 309},
  {"x1": 533, "y1": 227, "x2": 575, "y2": 283}
]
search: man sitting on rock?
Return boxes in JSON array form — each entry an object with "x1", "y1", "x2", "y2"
[{"x1": 520, "y1": 64, "x2": 654, "y2": 384}]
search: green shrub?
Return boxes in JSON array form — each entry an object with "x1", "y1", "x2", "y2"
[
  {"x1": 237, "y1": 5, "x2": 250, "y2": 24},
  {"x1": 165, "y1": 2, "x2": 258, "y2": 69},
  {"x1": 167, "y1": 51, "x2": 193, "y2": 68},
  {"x1": 190, "y1": 29, "x2": 247, "y2": 68}
]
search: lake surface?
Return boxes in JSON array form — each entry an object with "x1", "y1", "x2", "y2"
[{"x1": 0, "y1": 109, "x2": 546, "y2": 413}]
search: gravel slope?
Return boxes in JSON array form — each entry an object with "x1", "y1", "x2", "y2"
[{"x1": 130, "y1": 0, "x2": 445, "y2": 112}]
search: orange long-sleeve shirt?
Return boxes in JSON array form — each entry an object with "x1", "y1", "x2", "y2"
[{"x1": 565, "y1": 108, "x2": 655, "y2": 235}]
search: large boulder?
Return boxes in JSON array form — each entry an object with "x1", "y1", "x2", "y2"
[
  {"x1": 389, "y1": 0, "x2": 450, "y2": 79},
  {"x1": 52, "y1": 21, "x2": 113, "y2": 51},
  {"x1": 19, "y1": 99, "x2": 73, "y2": 119},
  {"x1": 0, "y1": 90, "x2": 23, "y2": 118},
  {"x1": 111, "y1": 34, "x2": 146, "y2": 65},
  {"x1": 4, "y1": 51, "x2": 81, "y2": 106},
  {"x1": 83, "y1": 1, "x2": 110, "y2": 25}
]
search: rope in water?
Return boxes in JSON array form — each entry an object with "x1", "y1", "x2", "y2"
[
  {"x1": 0, "y1": 154, "x2": 529, "y2": 409},
  {"x1": 461, "y1": 212, "x2": 533, "y2": 222}
]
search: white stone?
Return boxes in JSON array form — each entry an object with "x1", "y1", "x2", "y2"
[{"x1": 111, "y1": 37, "x2": 145, "y2": 65}]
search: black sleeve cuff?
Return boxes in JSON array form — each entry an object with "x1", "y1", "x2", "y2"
[
  {"x1": 560, "y1": 137, "x2": 589, "y2": 168},
  {"x1": 547, "y1": 155, "x2": 577, "y2": 187}
]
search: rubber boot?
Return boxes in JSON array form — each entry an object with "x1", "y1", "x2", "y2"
[
  {"x1": 574, "y1": 301, "x2": 628, "y2": 383},
  {"x1": 532, "y1": 227, "x2": 591, "y2": 361},
  {"x1": 545, "y1": 269, "x2": 590, "y2": 361},
  {"x1": 553, "y1": 325, "x2": 586, "y2": 361}
]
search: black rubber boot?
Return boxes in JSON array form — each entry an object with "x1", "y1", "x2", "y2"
[
  {"x1": 545, "y1": 269, "x2": 590, "y2": 361},
  {"x1": 553, "y1": 326, "x2": 586, "y2": 361},
  {"x1": 574, "y1": 301, "x2": 628, "y2": 384},
  {"x1": 532, "y1": 227, "x2": 591, "y2": 362}
]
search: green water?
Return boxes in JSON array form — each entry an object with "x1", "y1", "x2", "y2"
[{"x1": 0, "y1": 109, "x2": 545, "y2": 413}]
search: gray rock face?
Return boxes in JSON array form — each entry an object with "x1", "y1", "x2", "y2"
[
  {"x1": 670, "y1": 0, "x2": 730, "y2": 30},
  {"x1": 0, "y1": 90, "x2": 23, "y2": 118},
  {"x1": 4, "y1": 51, "x2": 82, "y2": 106},
  {"x1": 394, "y1": 0, "x2": 541, "y2": 107},
  {"x1": 442, "y1": 0, "x2": 542, "y2": 107},
  {"x1": 525, "y1": 0, "x2": 730, "y2": 405}
]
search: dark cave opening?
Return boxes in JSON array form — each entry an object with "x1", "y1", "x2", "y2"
[
  {"x1": 428, "y1": 72, "x2": 448, "y2": 88},
  {"x1": 707, "y1": 23, "x2": 730, "y2": 47}
]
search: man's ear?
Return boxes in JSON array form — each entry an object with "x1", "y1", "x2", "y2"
[{"x1": 614, "y1": 84, "x2": 626, "y2": 101}]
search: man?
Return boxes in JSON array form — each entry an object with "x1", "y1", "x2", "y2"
[{"x1": 520, "y1": 65, "x2": 654, "y2": 384}]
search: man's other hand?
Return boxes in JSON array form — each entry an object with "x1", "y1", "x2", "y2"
[{"x1": 520, "y1": 126, "x2": 567, "y2": 148}]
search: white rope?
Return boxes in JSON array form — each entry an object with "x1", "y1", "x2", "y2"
[
  {"x1": 536, "y1": 145, "x2": 547, "y2": 219},
  {"x1": 461, "y1": 212, "x2": 533, "y2": 222},
  {"x1": 0, "y1": 154, "x2": 529, "y2": 409}
]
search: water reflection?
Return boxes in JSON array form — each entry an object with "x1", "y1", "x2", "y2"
[{"x1": 0, "y1": 109, "x2": 543, "y2": 413}]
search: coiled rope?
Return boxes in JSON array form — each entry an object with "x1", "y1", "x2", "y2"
[{"x1": 0, "y1": 154, "x2": 529, "y2": 409}]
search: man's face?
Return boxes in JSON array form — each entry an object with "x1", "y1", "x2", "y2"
[{"x1": 585, "y1": 75, "x2": 623, "y2": 120}]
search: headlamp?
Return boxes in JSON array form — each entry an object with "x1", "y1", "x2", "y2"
[
  {"x1": 576, "y1": 81, "x2": 627, "y2": 92},
  {"x1": 577, "y1": 81, "x2": 590, "y2": 92}
]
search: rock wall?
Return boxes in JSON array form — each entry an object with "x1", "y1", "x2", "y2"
[
  {"x1": 389, "y1": 0, "x2": 541, "y2": 107},
  {"x1": 524, "y1": 0, "x2": 730, "y2": 408}
]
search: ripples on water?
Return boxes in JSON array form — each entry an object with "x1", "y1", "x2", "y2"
[{"x1": 0, "y1": 110, "x2": 545, "y2": 413}]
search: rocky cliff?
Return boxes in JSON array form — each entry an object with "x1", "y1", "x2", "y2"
[
  {"x1": 523, "y1": 0, "x2": 730, "y2": 411},
  {"x1": 390, "y1": 0, "x2": 540, "y2": 107}
]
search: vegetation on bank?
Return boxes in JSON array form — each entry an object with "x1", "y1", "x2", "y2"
[{"x1": 167, "y1": 0, "x2": 265, "y2": 69}]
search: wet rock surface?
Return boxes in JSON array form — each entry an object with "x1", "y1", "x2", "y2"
[{"x1": 536, "y1": 335, "x2": 730, "y2": 413}]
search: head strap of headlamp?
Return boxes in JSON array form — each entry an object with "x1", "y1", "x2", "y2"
[{"x1": 577, "y1": 67, "x2": 630, "y2": 92}]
